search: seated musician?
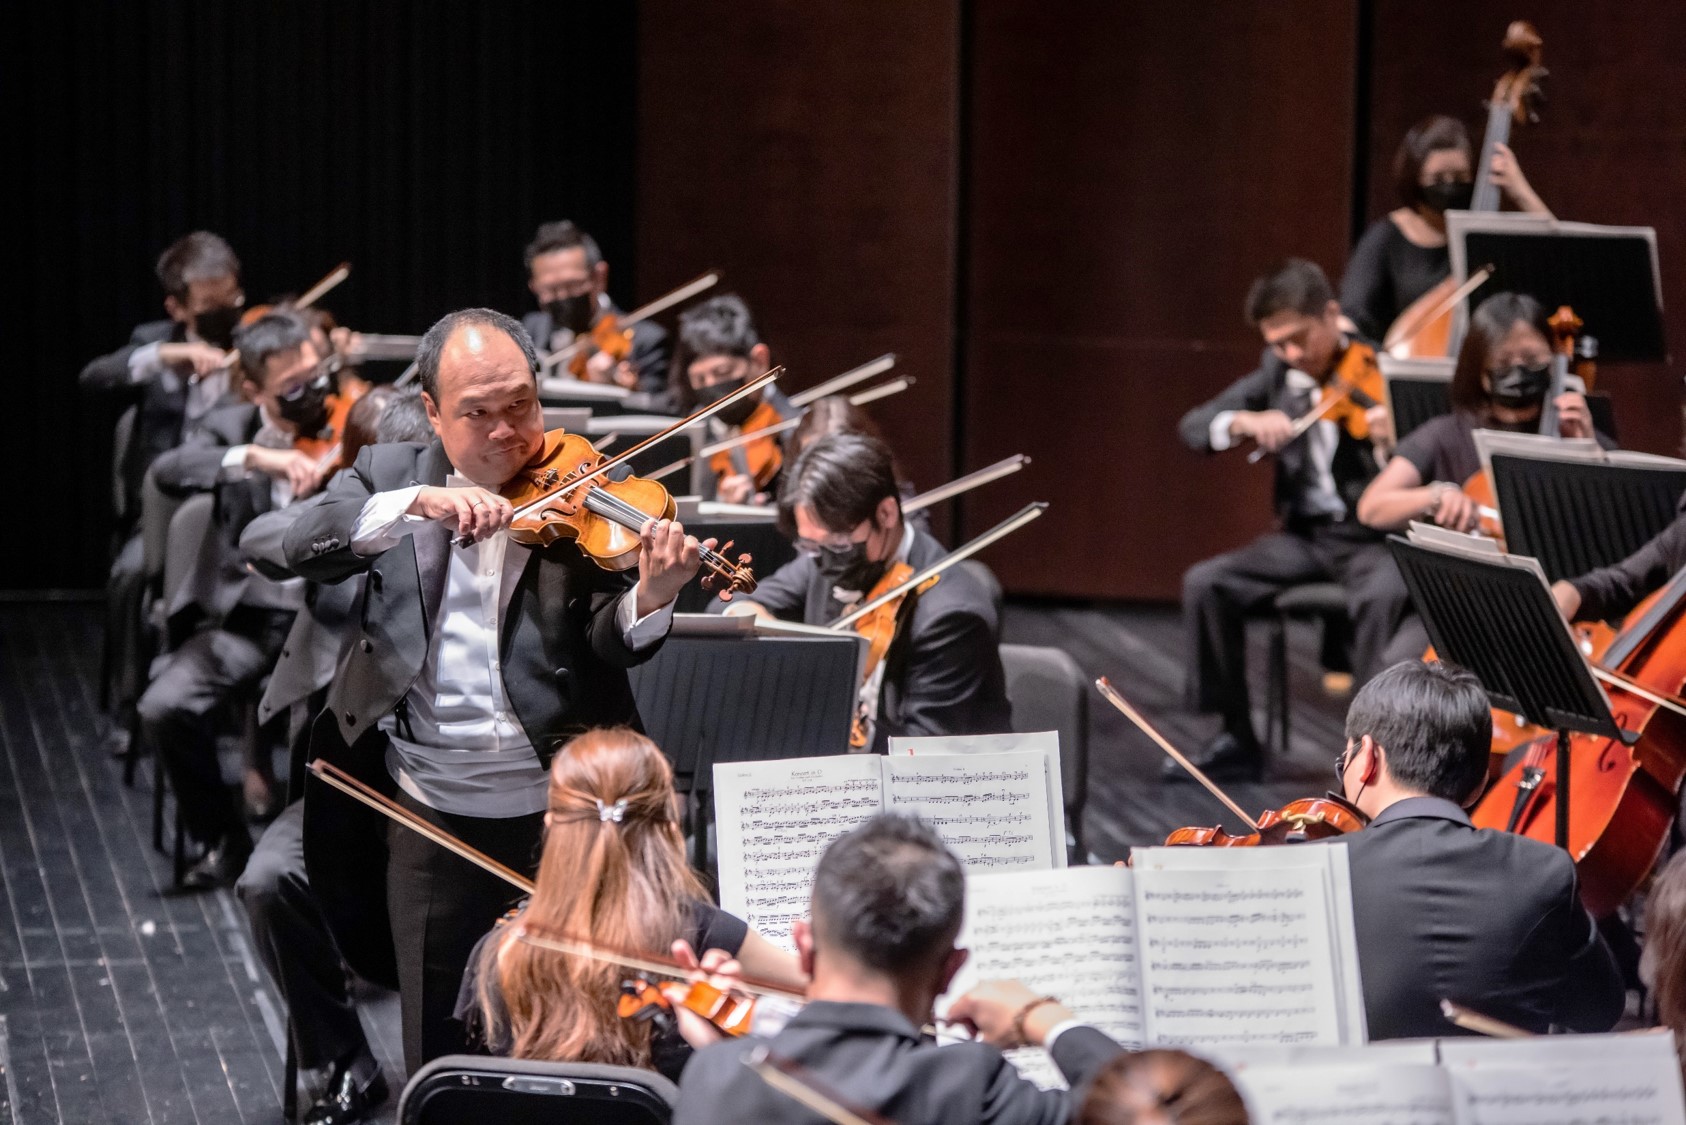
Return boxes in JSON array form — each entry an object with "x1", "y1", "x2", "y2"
[
  {"x1": 1341, "y1": 115, "x2": 1550, "y2": 342},
  {"x1": 138, "y1": 309, "x2": 334, "y2": 888},
  {"x1": 1176, "y1": 258, "x2": 1414, "y2": 781},
  {"x1": 81, "y1": 231, "x2": 244, "y2": 729},
  {"x1": 1639, "y1": 852, "x2": 1686, "y2": 1078},
  {"x1": 1550, "y1": 500, "x2": 1686, "y2": 624},
  {"x1": 233, "y1": 386, "x2": 428, "y2": 1125},
  {"x1": 1358, "y1": 291, "x2": 1605, "y2": 533},
  {"x1": 676, "y1": 812, "x2": 1127, "y2": 1125},
  {"x1": 1332, "y1": 659, "x2": 1624, "y2": 1039},
  {"x1": 521, "y1": 219, "x2": 669, "y2": 393},
  {"x1": 673, "y1": 294, "x2": 796, "y2": 503},
  {"x1": 1073, "y1": 1049, "x2": 1248, "y2": 1125},
  {"x1": 788, "y1": 394, "x2": 929, "y2": 532},
  {"x1": 720, "y1": 432, "x2": 1010, "y2": 752},
  {"x1": 457, "y1": 728, "x2": 803, "y2": 1081}
]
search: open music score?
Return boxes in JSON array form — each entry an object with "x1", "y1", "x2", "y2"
[{"x1": 714, "y1": 742, "x2": 1065, "y2": 950}]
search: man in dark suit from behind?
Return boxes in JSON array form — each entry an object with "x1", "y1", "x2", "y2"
[
  {"x1": 520, "y1": 219, "x2": 669, "y2": 394},
  {"x1": 82, "y1": 232, "x2": 245, "y2": 727},
  {"x1": 719, "y1": 432, "x2": 1011, "y2": 753},
  {"x1": 138, "y1": 309, "x2": 336, "y2": 887},
  {"x1": 676, "y1": 813, "x2": 1125, "y2": 1125},
  {"x1": 1334, "y1": 659, "x2": 1625, "y2": 1039}
]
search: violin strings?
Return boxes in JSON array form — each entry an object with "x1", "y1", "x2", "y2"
[{"x1": 580, "y1": 487, "x2": 738, "y2": 576}]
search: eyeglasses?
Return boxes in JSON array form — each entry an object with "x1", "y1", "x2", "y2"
[
  {"x1": 793, "y1": 521, "x2": 871, "y2": 557},
  {"x1": 1334, "y1": 746, "x2": 1351, "y2": 786},
  {"x1": 277, "y1": 365, "x2": 335, "y2": 401}
]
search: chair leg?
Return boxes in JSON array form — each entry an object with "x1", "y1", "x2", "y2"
[
  {"x1": 1267, "y1": 616, "x2": 1288, "y2": 758},
  {"x1": 283, "y1": 1025, "x2": 299, "y2": 1121},
  {"x1": 172, "y1": 801, "x2": 187, "y2": 886},
  {"x1": 151, "y1": 746, "x2": 167, "y2": 853}
]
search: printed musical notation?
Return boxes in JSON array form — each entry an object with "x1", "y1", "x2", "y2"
[{"x1": 886, "y1": 751, "x2": 1056, "y2": 872}]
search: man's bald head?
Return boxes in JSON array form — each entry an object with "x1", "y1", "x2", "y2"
[
  {"x1": 415, "y1": 308, "x2": 539, "y2": 403},
  {"x1": 415, "y1": 308, "x2": 545, "y2": 488}
]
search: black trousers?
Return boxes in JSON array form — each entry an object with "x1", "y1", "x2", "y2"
[
  {"x1": 1182, "y1": 519, "x2": 1425, "y2": 742},
  {"x1": 387, "y1": 790, "x2": 543, "y2": 1075},
  {"x1": 236, "y1": 801, "x2": 369, "y2": 1070},
  {"x1": 102, "y1": 533, "x2": 150, "y2": 720},
  {"x1": 137, "y1": 608, "x2": 292, "y2": 847}
]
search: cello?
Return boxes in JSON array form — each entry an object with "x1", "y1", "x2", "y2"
[{"x1": 1385, "y1": 21, "x2": 1548, "y2": 358}]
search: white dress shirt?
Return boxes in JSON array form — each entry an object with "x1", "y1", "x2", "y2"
[
  {"x1": 127, "y1": 337, "x2": 230, "y2": 439},
  {"x1": 1208, "y1": 367, "x2": 1346, "y2": 519},
  {"x1": 350, "y1": 475, "x2": 673, "y2": 816}
]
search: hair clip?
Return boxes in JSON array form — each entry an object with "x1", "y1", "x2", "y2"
[{"x1": 597, "y1": 798, "x2": 628, "y2": 824}]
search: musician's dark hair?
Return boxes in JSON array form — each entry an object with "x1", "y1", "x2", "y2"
[
  {"x1": 415, "y1": 308, "x2": 539, "y2": 403},
  {"x1": 809, "y1": 812, "x2": 964, "y2": 973},
  {"x1": 156, "y1": 231, "x2": 241, "y2": 301},
  {"x1": 1245, "y1": 258, "x2": 1335, "y2": 325},
  {"x1": 372, "y1": 388, "x2": 433, "y2": 445},
  {"x1": 232, "y1": 309, "x2": 311, "y2": 389},
  {"x1": 1345, "y1": 660, "x2": 1490, "y2": 803},
  {"x1": 1640, "y1": 851, "x2": 1686, "y2": 1078},
  {"x1": 777, "y1": 431, "x2": 901, "y2": 539},
  {"x1": 1394, "y1": 114, "x2": 1474, "y2": 208},
  {"x1": 523, "y1": 219, "x2": 602, "y2": 273},
  {"x1": 1450, "y1": 290, "x2": 1553, "y2": 419},
  {"x1": 1077, "y1": 1049, "x2": 1249, "y2": 1125}
]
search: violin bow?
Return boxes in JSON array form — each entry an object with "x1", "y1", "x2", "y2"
[
  {"x1": 305, "y1": 759, "x2": 536, "y2": 894},
  {"x1": 221, "y1": 262, "x2": 354, "y2": 371},
  {"x1": 902, "y1": 455, "x2": 1031, "y2": 515},
  {"x1": 788, "y1": 353, "x2": 898, "y2": 409},
  {"x1": 1590, "y1": 664, "x2": 1686, "y2": 720},
  {"x1": 540, "y1": 270, "x2": 722, "y2": 372},
  {"x1": 1245, "y1": 364, "x2": 1369, "y2": 465},
  {"x1": 744, "y1": 1046, "x2": 898, "y2": 1125},
  {"x1": 511, "y1": 923, "x2": 807, "y2": 1002},
  {"x1": 1383, "y1": 264, "x2": 1495, "y2": 354},
  {"x1": 1439, "y1": 999, "x2": 1533, "y2": 1038},
  {"x1": 1093, "y1": 677, "x2": 1261, "y2": 832},
  {"x1": 828, "y1": 503, "x2": 1048, "y2": 631}
]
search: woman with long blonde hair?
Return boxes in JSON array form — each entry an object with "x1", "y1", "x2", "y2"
[{"x1": 456, "y1": 727, "x2": 801, "y2": 1079}]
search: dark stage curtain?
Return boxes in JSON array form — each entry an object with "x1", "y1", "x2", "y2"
[{"x1": 2, "y1": 1, "x2": 638, "y2": 590}]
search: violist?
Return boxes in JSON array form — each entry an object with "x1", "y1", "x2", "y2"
[
  {"x1": 672, "y1": 294, "x2": 796, "y2": 503},
  {"x1": 521, "y1": 219, "x2": 671, "y2": 393}
]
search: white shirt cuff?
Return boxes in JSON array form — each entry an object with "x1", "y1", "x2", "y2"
[
  {"x1": 1208, "y1": 410, "x2": 1238, "y2": 452},
  {"x1": 351, "y1": 485, "x2": 426, "y2": 555},
  {"x1": 1041, "y1": 1018, "x2": 1083, "y2": 1053},
  {"x1": 128, "y1": 340, "x2": 164, "y2": 382},
  {"x1": 220, "y1": 445, "x2": 252, "y2": 479},
  {"x1": 618, "y1": 590, "x2": 675, "y2": 651}
]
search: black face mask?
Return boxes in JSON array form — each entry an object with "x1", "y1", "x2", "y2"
[
  {"x1": 1420, "y1": 179, "x2": 1474, "y2": 214},
  {"x1": 193, "y1": 304, "x2": 242, "y2": 350},
  {"x1": 815, "y1": 535, "x2": 890, "y2": 595},
  {"x1": 696, "y1": 377, "x2": 759, "y2": 427},
  {"x1": 276, "y1": 373, "x2": 334, "y2": 434},
  {"x1": 544, "y1": 294, "x2": 596, "y2": 336},
  {"x1": 1488, "y1": 361, "x2": 1553, "y2": 409}
]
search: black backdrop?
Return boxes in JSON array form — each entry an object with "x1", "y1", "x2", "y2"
[{"x1": 2, "y1": 2, "x2": 639, "y2": 590}]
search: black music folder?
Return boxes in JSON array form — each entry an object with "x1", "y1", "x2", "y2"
[{"x1": 1446, "y1": 213, "x2": 1667, "y2": 363}]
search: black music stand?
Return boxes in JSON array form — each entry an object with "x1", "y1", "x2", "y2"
[
  {"x1": 1381, "y1": 357, "x2": 1454, "y2": 442},
  {"x1": 1388, "y1": 536, "x2": 1633, "y2": 850},
  {"x1": 629, "y1": 617, "x2": 862, "y2": 868},
  {"x1": 1491, "y1": 454, "x2": 1686, "y2": 583},
  {"x1": 1447, "y1": 214, "x2": 1668, "y2": 363}
]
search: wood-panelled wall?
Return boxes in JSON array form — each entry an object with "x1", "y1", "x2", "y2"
[{"x1": 636, "y1": 1, "x2": 1682, "y2": 600}]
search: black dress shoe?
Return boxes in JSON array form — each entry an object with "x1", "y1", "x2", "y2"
[
  {"x1": 1162, "y1": 731, "x2": 1263, "y2": 783},
  {"x1": 179, "y1": 836, "x2": 253, "y2": 891},
  {"x1": 305, "y1": 1051, "x2": 388, "y2": 1125}
]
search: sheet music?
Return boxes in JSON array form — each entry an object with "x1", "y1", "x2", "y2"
[
  {"x1": 884, "y1": 748, "x2": 1058, "y2": 873},
  {"x1": 712, "y1": 755, "x2": 885, "y2": 950},
  {"x1": 1237, "y1": 1063, "x2": 1460, "y2": 1125},
  {"x1": 1441, "y1": 1032, "x2": 1686, "y2": 1125},
  {"x1": 889, "y1": 731, "x2": 1066, "y2": 868},
  {"x1": 946, "y1": 866, "x2": 1144, "y2": 1089}
]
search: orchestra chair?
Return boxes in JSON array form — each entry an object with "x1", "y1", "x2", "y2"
[
  {"x1": 1263, "y1": 583, "x2": 1351, "y2": 759},
  {"x1": 398, "y1": 1057, "x2": 678, "y2": 1125},
  {"x1": 1000, "y1": 643, "x2": 1089, "y2": 862},
  {"x1": 100, "y1": 405, "x2": 138, "y2": 714}
]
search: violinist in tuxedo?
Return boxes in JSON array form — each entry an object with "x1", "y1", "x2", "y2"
[
  {"x1": 82, "y1": 231, "x2": 244, "y2": 726},
  {"x1": 720, "y1": 432, "x2": 1009, "y2": 753},
  {"x1": 520, "y1": 219, "x2": 669, "y2": 394},
  {"x1": 281, "y1": 307, "x2": 704, "y2": 1073},
  {"x1": 137, "y1": 309, "x2": 335, "y2": 888},
  {"x1": 1177, "y1": 258, "x2": 1418, "y2": 781}
]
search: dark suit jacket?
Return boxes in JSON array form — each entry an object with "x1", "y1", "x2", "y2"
[
  {"x1": 81, "y1": 319, "x2": 188, "y2": 528},
  {"x1": 521, "y1": 304, "x2": 670, "y2": 395},
  {"x1": 1341, "y1": 796, "x2": 1625, "y2": 1039},
  {"x1": 730, "y1": 527, "x2": 1011, "y2": 753},
  {"x1": 1177, "y1": 347, "x2": 1385, "y2": 527},
  {"x1": 677, "y1": 1001, "x2": 1123, "y2": 1125}
]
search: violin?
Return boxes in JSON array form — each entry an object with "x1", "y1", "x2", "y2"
[
  {"x1": 1247, "y1": 339, "x2": 1385, "y2": 463},
  {"x1": 541, "y1": 270, "x2": 721, "y2": 375},
  {"x1": 709, "y1": 399, "x2": 788, "y2": 494},
  {"x1": 1384, "y1": 21, "x2": 1547, "y2": 358},
  {"x1": 566, "y1": 312, "x2": 636, "y2": 384}
]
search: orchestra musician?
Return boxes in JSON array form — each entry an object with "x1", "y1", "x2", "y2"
[
  {"x1": 1176, "y1": 259, "x2": 1416, "y2": 781},
  {"x1": 457, "y1": 728, "x2": 803, "y2": 1080},
  {"x1": 1330, "y1": 660, "x2": 1623, "y2": 1039},
  {"x1": 676, "y1": 813, "x2": 1128, "y2": 1125},
  {"x1": 82, "y1": 231, "x2": 244, "y2": 729},
  {"x1": 1551, "y1": 500, "x2": 1686, "y2": 624},
  {"x1": 720, "y1": 432, "x2": 1010, "y2": 753},
  {"x1": 137, "y1": 309, "x2": 335, "y2": 888},
  {"x1": 280, "y1": 307, "x2": 704, "y2": 1073},
  {"x1": 1640, "y1": 852, "x2": 1686, "y2": 1080},
  {"x1": 1073, "y1": 1050, "x2": 1249, "y2": 1125},
  {"x1": 1357, "y1": 291, "x2": 1605, "y2": 533},
  {"x1": 673, "y1": 294, "x2": 796, "y2": 504},
  {"x1": 1341, "y1": 115, "x2": 1550, "y2": 342},
  {"x1": 520, "y1": 219, "x2": 670, "y2": 393}
]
